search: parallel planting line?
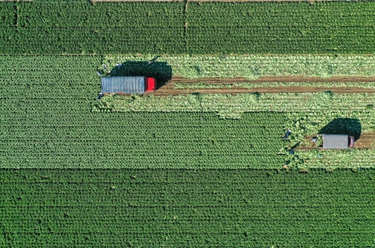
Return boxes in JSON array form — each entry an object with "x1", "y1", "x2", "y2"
[
  {"x1": 2, "y1": 2, "x2": 375, "y2": 54},
  {"x1": 1, "y1": 169, "x2": 375, "y2": 247}
]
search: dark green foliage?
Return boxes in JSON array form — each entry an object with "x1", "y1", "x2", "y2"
[
  {"x1": 186, "y1": 2, "x2": 375, "y2": 54},
  {"x1": 0, "y1": 169, "x2": 375, "y2": 247},
  {"x1": 1, "y1": 2, "x2": 375, "y2": 54},
  {"x1": 0, "y1": 2, "x2": 185, "y2": 54},
  {"x1": 0, "y1": 4, "x2": 16, "y2": 27}
]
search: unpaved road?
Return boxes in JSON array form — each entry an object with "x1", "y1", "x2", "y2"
[
  {"x1": 353, "y1": 133, "x2": 375, "y2": 149},
  {"x1": 154, "y1": 76, "x2": 375, "y2": 95},
  {"x1": 296, "y1": 133, "x2": 375, "y2": 150},
  {"x1": 92, "y1": 0, "x2": 342, "y2": 2}
]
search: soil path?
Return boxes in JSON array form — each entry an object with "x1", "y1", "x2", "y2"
[
  {"x1": 92, "y1": 0, "x2": 341, "y2": 2},
  {"x1": 154, "y1": 76, "x2": 375, "y2": 95},
  {"x1": 296, "y1": 133, "x2": 375, "y2": 150},
  {"x1": 354, "y1": 133, "x2": 375, "y2": 149}
]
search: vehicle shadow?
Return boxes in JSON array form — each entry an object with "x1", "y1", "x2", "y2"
[
  {"x1": 105, "y1": 59, "x2": 172, "y2": 90},
  {"x1": 318, "y1": 118, "x2": 361, "y2": 141}
]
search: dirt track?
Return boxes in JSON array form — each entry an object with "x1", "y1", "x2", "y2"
[
  {"x1": 355, "y1": 133, "x2": 375, "y2": 149},
  {"x1": 296, "y1": 133, "x2": 375, "y2": 150},
  {"x1": 91, "y1": 0, "x2": 341, "y2": 2},
  {"x1": 153, "y1": 76, "x2": 375, "y2": 96}
]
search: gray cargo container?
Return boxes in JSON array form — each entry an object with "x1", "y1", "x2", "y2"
[
  {"x1": 101, "y1": 76, "x2": 152, "y2": 94},
  {"x1": 322, "y1": 134, "x2": 354, "y2": 149}
]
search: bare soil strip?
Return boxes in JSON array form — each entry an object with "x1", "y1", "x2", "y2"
[
  {"x1": 296, "y1": 133, "x2": 375, "y2": 150},
  {"x1": 354, "y1": 133, "x2": 375, "y2": 149},
  {"x1": 154, "y1": 76, "x2": 375, "y2": 95}
]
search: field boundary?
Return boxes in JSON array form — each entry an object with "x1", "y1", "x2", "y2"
[
  {"x1": 91, "y1": 0, "x2": 184, "y2": 2},
  {"x1": 90, "y1": 0, "x2": 348, "y2": 2}
]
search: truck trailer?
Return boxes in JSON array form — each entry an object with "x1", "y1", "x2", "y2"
[
  {"x1": 321, "y1": 134, "x2": 355, "y2": 149},
  {"x1": 100, "y1": 76, "x2": 156, "y2": 94}
]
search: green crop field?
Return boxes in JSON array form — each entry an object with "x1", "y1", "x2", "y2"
[
  {"x1": 1, "y1": 2, "x2": 375, "y2": 54},
  {"x1": 101, "y1": 54, "x2": 375, "y2": 79},
  {"x1": 0, "y1": 56, "x2": 287, "y2": 169},
  {"x1": 1, "y1": 54, "x2": 375, "y2": 246},
  {"x1": 1, "y1": 0, "x2": 375, "y2": 247},
  {"x1": 186, "y1": 2, "x2": 375, "y2": 54},
  {"x1": 1, "y1": 169, "x2": 375, "y2": 247}
]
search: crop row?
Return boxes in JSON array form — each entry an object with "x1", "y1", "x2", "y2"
[
  {"x1": 293, "y1": 149, "x2": 375, "y2": 169},
  {"x1": 1, "y1": 55, "x2": 374, "y2": 170},
  {"x1": 1, "y1": 2, "x2": 375, "y2": 54},
  {"x1": 0, "y1": 55, "x2": 287, "y2": 169},
  {"x1": 97, "y1": 92, "x2": 375, "y2": 169},
  {"x1": 17, "y1": 3, "x2": 184, "y2": 28},
  {"x1": 102, "y1": 54, "x2": 375, "y2": 79},
  {"x1": 0, "y1": 111, "x2": 286, "y2": 169},
  {"x1": 1, "y1": 168, "x2": 375, "y2": 247},
  {"x1": 187, "y1": 2, "x2": 375, "y2": 54},
  {"x1": 95, "y1": 93, "x2": 375, "y2": 128}
]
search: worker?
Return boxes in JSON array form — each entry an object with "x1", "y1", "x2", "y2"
[{"x1": 283, "y1": 129, "x2": 292, "y2": 139}]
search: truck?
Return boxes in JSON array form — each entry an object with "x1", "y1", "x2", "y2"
[
  {"x1": 321, "y1": 134, "x2": 355, "y2": 149},
  {"x1": 100, "y1": 76, "x2": 156, "y2": 95}
]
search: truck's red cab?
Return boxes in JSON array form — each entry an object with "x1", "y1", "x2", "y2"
[
  {"x1": 145, "y1": 77, "x2": 156, "y2": 92},
  {"x1": 349, "y1": 136, "x2": 355, "y2": 148}
]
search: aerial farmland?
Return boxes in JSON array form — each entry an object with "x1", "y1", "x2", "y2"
[{"x1": 1, "y1": 0, "x2": 375, "y2": 247}]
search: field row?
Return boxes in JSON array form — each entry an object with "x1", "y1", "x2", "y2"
[
  {"x1": 0, "y1": 110, "x2": 287, "y2": 169},
  {"x1": 0, "y1": 56, "x2": 375, "y2": 168},
  {"x1": 1, "y1": 56, "x2": 374, "y2": 169},
  {"x1": 95, "y1": 93, "x2": 375, "y2": 127},
  {"x1": 2, "y1": 2, "x2": 375, "y2": 54},
  {"x1": 95, "y1": 92, "x2": 375, "y2": 168},
  {"x1": 96, "y1": 92, "x2": 375, "y2": 169},
  {"x1": 0, "y1": 55, "x2": 286, "y2": 169},
  {"x1": 102, "y1": 54, "x2": 375, "y2": 79},
  {"x1": 1, "y1": 168, "x2": 375, "y2": 247},
  {"x1": 293, "y1": 149, "x2": 375, "y2": 168}
]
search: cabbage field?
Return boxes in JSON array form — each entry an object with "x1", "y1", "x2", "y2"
[
  {"x1": 101, "y1": 54, "x2": 375, "y2": 79},
  {"x1": 1, "y1": 2, "x2": 375, "y2": 54},
  {"x1": 1, "y1": 169, "x2": 375, "y2": 247},
  {"x1": 1, "y1": 0, "x2": 375, "y2": 247}
]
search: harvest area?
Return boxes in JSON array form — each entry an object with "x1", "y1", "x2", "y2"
[{"x1": 1, "y1": 1, "x2": 375, "y2": 247}]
